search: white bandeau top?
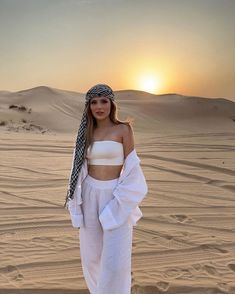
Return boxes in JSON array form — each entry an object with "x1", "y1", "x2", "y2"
[{"x1": 86, "y1": 140, "x2": 124, "y2": 165}]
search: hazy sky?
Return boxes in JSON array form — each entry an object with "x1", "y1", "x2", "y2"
[{"x1": 0, "y1": 0, "x2": 234, "y2": 99}]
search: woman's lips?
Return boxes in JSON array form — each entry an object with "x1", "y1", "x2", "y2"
[{"x1": 96, "y1": 112, "x2": 104, "y2": 115}]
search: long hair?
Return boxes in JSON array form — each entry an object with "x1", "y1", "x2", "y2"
[{"x1": 84, "y1": 99, "x2": 133, "y2": 156}]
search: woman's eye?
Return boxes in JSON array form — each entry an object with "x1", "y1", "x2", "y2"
[{"x1": 91, "y1": 99, "x2": 108, "y2": 104}]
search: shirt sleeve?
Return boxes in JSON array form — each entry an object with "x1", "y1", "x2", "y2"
[
  {"x1": 98, "y1": 163, "x2": 148, "y2": 230},
  {"x1": 68, "y1": 199, "x2": 84, "y2": 228},
  {"x1": 67, "y1": 178, "x2": 84, "y2": 228}
]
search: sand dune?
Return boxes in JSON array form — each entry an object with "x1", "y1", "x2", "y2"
[
  {"x1": 1, "y1": 86, "x2": 235, "y2": 135},
  {"x1": 0, "y1": 86, "x2": 235, "y2": 293}
]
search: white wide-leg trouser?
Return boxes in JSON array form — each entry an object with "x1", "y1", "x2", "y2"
[{"x1": 79, "y1": 174, "x2": 133, "y2": 294}]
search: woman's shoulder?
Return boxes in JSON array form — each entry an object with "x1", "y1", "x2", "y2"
[
  {"x1": 117, "y1": 123, "x2": 134, "y2": 157},
  {"x1": 116, "y1": 122, "x2": 133, "y2": 135}
]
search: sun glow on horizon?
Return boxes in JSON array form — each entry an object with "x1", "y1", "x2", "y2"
[{"x1": 138, "y1": 75, "x2": 162, "y2": 94}]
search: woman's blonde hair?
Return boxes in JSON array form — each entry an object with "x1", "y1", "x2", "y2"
[{"x1": 84, "y1": 99, "x2": 133, "y2": 156}]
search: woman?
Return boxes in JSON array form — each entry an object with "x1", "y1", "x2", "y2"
[{"x1": 64, "y1": 84, "x2": 148, "y2": 294}]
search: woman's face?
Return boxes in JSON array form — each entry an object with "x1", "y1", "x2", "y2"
[{"x1": 89, "y1": 96, "x2": 111, "y2": 121}]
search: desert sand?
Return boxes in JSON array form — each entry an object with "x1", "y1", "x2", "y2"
[{"x1": 0, "y1": 86, "x2": 235, "y2": 293}]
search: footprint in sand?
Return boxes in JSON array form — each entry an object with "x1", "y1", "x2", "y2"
[
  {"x1": 199, "y1": 244, "x2": 228, "y2": 254},
  {"x1": 0, "y1": 265, "x2": 24, "y2": 282},
  {"x1": 177, "y1": 269, "x2": 194, "y2": 279},
  {"x1": 14, "y1": 273, "x2": 24, "y2": 281},
  {"x1": 217, "y1": 282, "x2": 230, "y2": 293},
  {"x1": 170, "y1": 214, "x2": 190, "y2": 223},
  {"x1": 0, "y1": 265, "x2": 18, "y2": 274},
  {"x1": 203, "y1": 264, "x2": 220, "y2": 277},
  {"x1": 227, "y1": 263, "x2": 235, "y2": 272},
  {"x1": 131, "y1": 285, "x2": 144, "y2": 294},
  {"x1": 132, "y1": 285, "x2": 160, "y2": 294},
  {"x1": 156, "y1": 281, "x2": 170, "y2": 292},
  {"x1": 192, "y1": 263, "x2": 202, "y2": 271},
  {"x1": 163, "y1": 268, "x2": 182, "y2": 279}
]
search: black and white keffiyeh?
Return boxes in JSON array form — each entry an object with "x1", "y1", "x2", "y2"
[{"x1": 63, "y1": 84, "x2": 115, "y2": 208}]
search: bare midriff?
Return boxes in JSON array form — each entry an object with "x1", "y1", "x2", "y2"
[{"x1": 88, "y1": 165, "x2": 123, "y2": 180}]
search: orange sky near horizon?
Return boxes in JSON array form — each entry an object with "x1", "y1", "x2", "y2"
[{"x1": 0, "y1": 0, "x2": 234, "y2": 100}]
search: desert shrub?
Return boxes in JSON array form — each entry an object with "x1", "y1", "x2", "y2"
[
  {"x1": 18, "y1": 105, "x2": 27, "y2": 111},
  {"x1": 9, "y1": 104, "x2": 18, "y2": 109},
  {"x1": 0, "y1": 120, "x2": 7, "y2": 126}
]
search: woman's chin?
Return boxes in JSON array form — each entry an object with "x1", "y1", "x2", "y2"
[{"x1": 94, "y1": 115, "x2": 108, "y2": 120}]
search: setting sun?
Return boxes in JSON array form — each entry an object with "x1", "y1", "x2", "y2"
[{"x1": 138, "y1": 75, "x2": 161, "y2": 94}]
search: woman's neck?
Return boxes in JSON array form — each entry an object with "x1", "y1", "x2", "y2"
[{"x1": 95, "y1": 117, "x2": 113, "y2": 129}]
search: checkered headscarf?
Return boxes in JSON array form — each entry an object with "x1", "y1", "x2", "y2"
[{"x1": 63, "y1": 84, "x2": 115, "y2": 208}]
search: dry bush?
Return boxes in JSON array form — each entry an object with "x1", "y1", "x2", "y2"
[{"x1": 0, "y1": 120, "x2": 7, "y2": 126}]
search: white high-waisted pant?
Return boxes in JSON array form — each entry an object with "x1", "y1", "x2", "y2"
[{"x1": 79, "y1": 174, "x2": 133, "y2": 294}]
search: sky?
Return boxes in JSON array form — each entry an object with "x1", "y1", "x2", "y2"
[{"x1": 0, "y1": 0, "x2": 234, "y2": 99}]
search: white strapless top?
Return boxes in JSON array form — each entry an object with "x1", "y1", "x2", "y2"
[{"x1": 86, "y1": 140, "x2": 124, "y2": 165}]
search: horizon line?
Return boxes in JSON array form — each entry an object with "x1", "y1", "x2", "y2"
[{"x1": 0, "y1": 85, "x2": 234, "y2": 101}]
